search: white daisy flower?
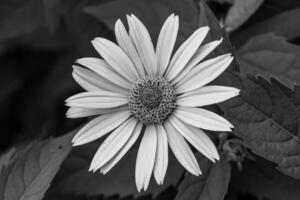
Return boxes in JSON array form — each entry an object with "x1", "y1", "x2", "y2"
[{"x1": 66, "y1": 14, "x2": 239, "y2": 192}]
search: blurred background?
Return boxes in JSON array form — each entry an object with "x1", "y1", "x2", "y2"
[{"x1": 2, "y1": 0, "x2": 299, "y2": 151}]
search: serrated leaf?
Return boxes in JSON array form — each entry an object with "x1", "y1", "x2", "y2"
[
  {"x1": 224, "y1": 0, "x2": 264, "y2": 31},
  {"x1": 83, "y1": 0, "x2": 198, "y2": 45},
  {"x1": 0, "y1": 132, "x2": 74, "y2": 200},
  {"x1": 231, "y1": 157, "x2": 300, "y2": 200},
  {"x1": 175, "y1": 155, "x2": 231, "y2": 200},
  {"x1": 49, "y1": 140, "x2": 183, "y2": 198},
  {"x1": 217, "y1": 72, "x2": 300, "y2": 179},
  {"x1": 238, "y1": 33, "x2": 300, "y2": 90}
]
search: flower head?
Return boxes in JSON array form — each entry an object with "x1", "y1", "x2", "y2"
[{"x1": 66, "y1": 14, "x2": 239, "y2": 191}]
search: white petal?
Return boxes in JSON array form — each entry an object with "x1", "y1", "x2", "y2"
[
  {"x1": 115, "y1": 19, "x2": 146, "y2": 76},
  {"x1": 65, "y1": 91, "x2": 128, "y2": 109},
  {"x1": 127, "y1": 14, "x2": 157, "y2": 75},
  {"x1": 92, "y1": 38, "x2": 139, "y2": 82},
  {"x1": 153, "y1": 124, "x2": 168, "y2": 185},
  {"x1": 76, "y1": 57, "x2": 132, "y2": 89},
  {"x1": 89, "y1": 117, "x2": 138, "y2": 172},
  {"x1": 72, "y1": 65, "x2": 128, "y2": 95},
  {"x1": 135, "y1": 125, "x2": 157, "y2": 192},
  {"x1": 172, "y1": 38, "x2": 223, "y2": 84},
  {"x1": 100, "y1": 122, "x2": 143, "y2": 174},
  {"x1": 164, "y1": 119, "x2": 201, "y2": 176},
  {"x1": 165, "y1": 26, "x2": 209, "y2": 81},
  {"x1": 176, "y1": 54, "x2": 233, "y2": 94},
  {"x1": 66, "y1": 106, "x2": 126, "y2": 118},
  {"x1": 177, "y1": 85, "x2": 240, "y2": 107},
  {"x1": 169, "y1": 115, "x2": 219, "y2": 162},
  {"x1": 156, "y1": 14, "x2": 179, "y2": 76},
  {"x1": 72, "y1": 110, "x2": 131, "y2": 146},
  {"x1": 174, "y1": 107, "x2": 233, "y2": 132}
]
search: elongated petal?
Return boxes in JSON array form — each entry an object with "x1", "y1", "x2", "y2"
[
  {"x1": 135, "y1": 125, "x2": 157, "y2": 192},
  {"x1": 115, "y1": 19, "x2": 146, "y2": 76},
  {"x1": 177, "y1": 85, "x2": 240, "y2": 107},
  {"x1": 153, "y1": 124, "x2": 168, "y2": 184},
  {"x1": 127, "y1": 14, "x2": 157, "y2": 75},
  {"x1": 72, "y1": 65, "x2": 128, "y2": 94},
  {"x1": 92, "y1": 38, "x2": 139, "y2": 81},
  {"x1": 100, "y1": 122, "x2": 143, "y2": 174},
  {"x1": 165, "y1": 26, "x2": 209, "y2": 81},
  {"x1": 172, "y1": 38, "x2": 223, "y2": 84},
  {"x1": 66, "y1": 106, "x2": 126, "y2": 118},
  {"x1": 72, "y1": 110, "x2": 131, "y2": 146},
  {"x1": 89, "y1": 117, "x2": 138, "y2": 172},
  {"x1": 169, "y1": 115, "x2": 219, "y2": 162},
  {"x1": 65, "y1": 91, "x2": 128, "y2": 109},
  {"x1": 76, "y1": 57, "x2": 132, "y2": 89},
  {"x1": 164, "y1": 119, "x2": 201, "y2": 176},
  {"x1": 156, "y1": 14, "x2": 179, "y2": 75},
  {"x1": 174, "y1": 107, "x2": 233, "y2": 132},
  {"x1": 176, "y1": 54, "x2": 233, "y2": 94}
]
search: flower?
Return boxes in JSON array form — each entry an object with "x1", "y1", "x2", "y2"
[{"x1": 65, "y1": 13, "x2": 239, "y2": 192}]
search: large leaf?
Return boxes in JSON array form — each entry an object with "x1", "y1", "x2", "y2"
[
  {"x1": 231, "y1": 157, "x2": 300, "y2": 200},
  {"x1": 238, "y1": 33, "x2": 300, "y2": 90},
  {"x1": 0, "y1": 132, "x2": 74, "y2": 200},
  {"x1": 49, "y1": 139, "x2": 183, "y2": 198},
  {"x1": 83, "y1": 0, "x2": 198, "y2": 45},
  {"x1": 175, "y1": 155, "x2": 231, "y2": 200},
  {"x1": 217, "y1": 72, "x2": 300, "y2": 179}
]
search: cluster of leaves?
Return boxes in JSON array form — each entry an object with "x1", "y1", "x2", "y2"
[{"x1": 1, "y1": 0, "x2": 300, "y2": 200}]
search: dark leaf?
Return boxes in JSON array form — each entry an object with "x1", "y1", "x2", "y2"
[
  {"x1": 231, "y1": 157, "x2": 300, "y2": 200},
  {"x1": 0, "y1": 0, "x2": 45, "y2": 40},
  {"x1": 0, "y1": 131, "x2": 74, "y2": 200},
  {"x1": 198, "y1": 1, "x2": 239, "y2": 71},
  {"x1": 224, "y1": 0, "x2": 264, "y2": 31},
  {"x1": 238, "y1": 33, "x2": 300, "y2": 90},
  {"x1": 0, "y1": 148, "x2": 16, "y2": 172},
  {"x1": 217, "y1": 72, "x2": 300, "y2": 180},
  {"x1": 49, "y1": 140, "x2": 183, "y2": 198},
  {"x1": 42, "y1": 0, "x2": 61, "y2": 34},
  {"x1": 83, "y1": 0, "x2": 198, "y2": 45},
  {"x1": 232, "y1": 6, "x2": 300, "y2": 46},
  {"x1": 175, "y1": 155, "x2": 231, "y2": 200}
]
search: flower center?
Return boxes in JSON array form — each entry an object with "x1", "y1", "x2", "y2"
[{"x1": 128, "y1": 76, "x2": 176, "y2": 124}]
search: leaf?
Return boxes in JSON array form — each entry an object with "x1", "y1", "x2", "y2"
[
  {"x1": 0, "y1": 132, "x2": 74, "y2": 200},
  {"x1": 224, "y1": 0, "x2": 264, "y2": 31},
  {"x1": 0, "y1": 0, "x2": 45, "y2": 40},
  {"x1": 0, "y1": 148, "x2": 16, "y2": 172},
  {"x1": 238, "y1": 33, "x2": 300, "y2": 90},
  {"x1": 231, "y1": 157, "x2": 300, "y2": 200},
  {"x1": 83, "y1": 0, "x2": 198, "y2": 45},
  {"x1": 232, "y1": 7, "x2": 300, "y2": 45},
  {"x1": 198, "y1": 0, "x2": 239, "y2": 71},
  {"x1": 175, "y1": 155, "x2": 231, "y2": 200},
  {"x1": 49, "y1": 140, "x2": 184, "y2": 198},
  {"x1": 217, "y1": 72, "x2": 300, "y2": 180},
  {"x1": 42, "y1": 0, "x2": 61, "y2": 34}
]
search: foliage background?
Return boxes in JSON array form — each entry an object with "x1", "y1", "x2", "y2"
[{"x1": 1, "y1": 0, "x2": 300, "y2": 200}]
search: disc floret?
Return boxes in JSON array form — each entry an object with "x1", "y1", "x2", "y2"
[{"x1": 128, "y1": 76, "x2": 176, "y2": 124}]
